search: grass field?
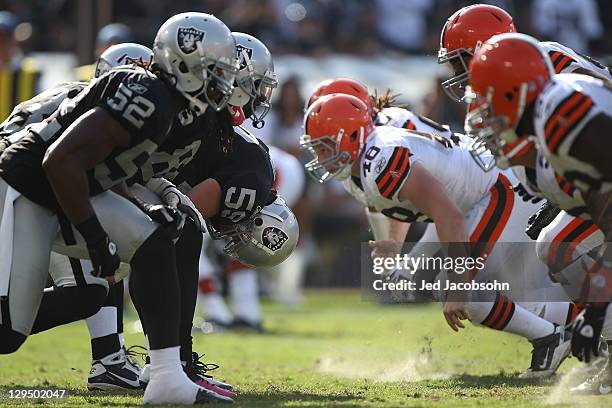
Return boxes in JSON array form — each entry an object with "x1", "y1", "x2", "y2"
[{"x1": 0, "y1": 289, "x2": 611, "y2": 407}]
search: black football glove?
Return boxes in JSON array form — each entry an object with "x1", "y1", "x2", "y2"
[
  {"x1": 130, "y1": 197, "x2": 186, "y2": 240},
  {"x1": 513, "y1": 183, "x2": 543, "y2": 204},
  {"x1": 87, "y1": 235, "x2": 121, "y2": 278},
  {"x1": 571, "y1": 304, "x2": 608, "y2": 362},
  {"x1": 525, "y1": 201, "x2": 561, "y2": 240}
]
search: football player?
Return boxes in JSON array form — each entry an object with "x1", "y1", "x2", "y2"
[
  {"x1": 0, "y1": 12, "x2": 239, "y2": 405},
  {"x1": 0, "y1": 42, "x2": 230, "y2": 395},
  {"x1": 437, "y1": 4, "x2": 611, "y2": 105},
  {"x1": 129, "y1": 31, "x2": 298, "y2": 389},
  {"x1": 304, "y1": 79, "x2": 586, "y2": 374},
  {"x1": 466, "y1": 32, "x2": 612, "y2": 394},
  {"x1": 301, "y1": 93, "x2": 578, "y2": 378}
]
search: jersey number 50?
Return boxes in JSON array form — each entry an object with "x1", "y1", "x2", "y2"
[{"x1": 220, "y1": 187, "x2": 257, "y2": 223}]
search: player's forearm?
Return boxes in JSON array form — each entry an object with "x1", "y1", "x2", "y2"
[
  {"x1": 434, "y1": 210, "x2": 469, "y2": 246},
  {"x1": 388, "y1": 218, "x2": 410, "y2": 242},
  {"x1": 44, "y1": 156, "x2": 95, "y2": 225}
]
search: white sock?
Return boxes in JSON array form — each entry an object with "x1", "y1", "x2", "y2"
[
  {"x1": 86, "y1": 306, "x2": 117, "y2": 339},
  {"x1": 230, "y1": 268, "x2": 262, "y2": 324},
  {"x1": 540, "y1": 302, "x2": 576, "y2": 326},
  {"x1": 118, "y1": 333, "x2": 125, "y2": 348},
  {"x1": 602, "y1": 303, "x2": 612, "y2": 341},
  {"x1": 202, "y1": 293, "x2": 233, "y2": 324},
  {"x1": 144, "y1": 346, "x2": 199, "y2": 404},
  {"x1": 470, "y1": 294, "x2": 555, "y2": 340}
]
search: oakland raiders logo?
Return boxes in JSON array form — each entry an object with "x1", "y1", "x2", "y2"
[
  {"x1": 262, "y1": 227, "x2": 288, "y2": 252},
  {"x1": 236, "y1": 44, "x2": 253, "y2": 70},
  {"x1": 177, "y1": 27, "x2": 206, "y2": 54}
]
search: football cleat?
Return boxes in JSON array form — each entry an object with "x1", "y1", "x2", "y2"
[
  {"x1": 571, "y1": 342, "x2": 612, "y2": 395},
  {"x1": 185, "y1": 352, "x2": 236, "y2": 395},
  {"x1": 231, "y1": 317, "x2": 264, "y2": 333},
  {"x1": 144, "y1": 371, "x2": 234, "y2": 404},
  {"x1": 88, "y1": 349, "x2": 142, "y2": 391},
  {"x1": 519, "y1": 325, "x2": 571, "y2": 379},
  {"x1": 140, "y1": 351, "x2": 235, "y2": 393}
]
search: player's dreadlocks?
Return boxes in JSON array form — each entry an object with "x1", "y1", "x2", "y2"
[
  {"x1": 131, "y1": 57, "x2": 235, "y2": 153},
  {"x1": 371, "y1": 89, "x2": 408, "y2": 114}
]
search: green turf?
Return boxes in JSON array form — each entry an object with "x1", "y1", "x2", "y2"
[{"x1": 0, "y1": 289, "x2": 611, "y2": 407}]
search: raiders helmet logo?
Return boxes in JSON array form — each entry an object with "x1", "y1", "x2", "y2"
[
  {"x1": 177, "y1": 27, "x2": 206, "y2": 54},
  {"x1": 262, "y1": 227, "x2": 288, "y2": 252},
  {"x1": 236, "y1": 44, "x2": 253, "y2": 70}
]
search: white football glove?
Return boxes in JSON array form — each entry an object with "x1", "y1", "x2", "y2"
[{"x1": 146, "y1": 178, "x2": 206, "y2": 233}]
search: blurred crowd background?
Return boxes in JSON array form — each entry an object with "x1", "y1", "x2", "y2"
[{"x1": 1, "y1": 0, "x2": 610, "y2": 290}]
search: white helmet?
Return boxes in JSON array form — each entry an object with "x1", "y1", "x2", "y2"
[
  {"x1": 229, "y1": 32, "x2": 278, "y2": 128},
  {"x1": 153, "y1": 12, "x2": 239, "y2": 112},
  {"x1": 221, "y1": 196, "x2": 299, "y2": 268},
  {"x1": 95, "y1": 43, "x2": 153, "y2": 78}
]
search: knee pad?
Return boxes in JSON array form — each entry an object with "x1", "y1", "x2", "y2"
[{"x1": 0, "y1": 325, "x2": 26, "y2": 354}]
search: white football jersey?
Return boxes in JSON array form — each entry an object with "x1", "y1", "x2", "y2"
[
  {"x1": 268, "y1": 145, "x2": 304, "y2": 208},
  {"x1": 344, "y1": 107, "x2": 472, "y2": 207},
  {"x1": 511, "y1": 152, "x2": 588, "y2": 219},
  {"x1": 540, "y1": 42, "x2": 612, "y2": 80},
  {"x1": 358, "y1": 126, "x2": 498, "y2": 222},
  {"x1": 534, "y1": 73, "x2": 612, "y2": 193},
  {"x1": 375, "y1": 107, "x2": 453, "y2": 136}
]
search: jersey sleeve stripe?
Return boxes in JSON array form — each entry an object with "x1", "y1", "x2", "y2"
[
  {"x1": 403, "y1": 120, "x2": 416, "y2": 130},
  {"x1": 375, "y1": 147, "x2": 403, "y2": 188},
  {"x1": 379, "y1": 147, "x2": 409, "y2": 197},
  {"x1": 548, "y1": 50, "x2": 576, "y2": 74},
  {"x1": 383, "y1": 149, "x2": 411, "y2": 198},
  {"x1": 375, "y1": 147, "x2": 411, "y2": 199},
  {"x1": 547, "y1": 96, "x2": 594, "y2": 153},
  {"x1": 544, "y1": 91, "x2": 593, "y2": 153},
  {"x1": 555, "y1": 175, "x2": 575, "y2": 196}
]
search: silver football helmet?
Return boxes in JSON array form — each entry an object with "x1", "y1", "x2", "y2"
[
  {"x1": 153, "y1": 12, "x2": 239, "y2": 113},
  {"x1": 95, "y1": 43, "x2": 153, "y2": 78},
  {"x1": 229, "y1": 32, "x2": 278, "y2": 128},
  {"x1": 221, "y1": 196, "x2": 298, "y2": 268}
]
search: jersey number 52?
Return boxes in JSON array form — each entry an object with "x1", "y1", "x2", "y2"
[{"x1": 107, "y1": 83, "x2": 155, "y2": 128}]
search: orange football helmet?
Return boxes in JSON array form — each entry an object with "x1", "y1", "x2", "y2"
[
  {"x1": 301, "y1": 94, "x2": 374, "y2": 183},
  {"x1": 438, "y1": 4, "x2": 515, "y2": 102},
  {"x1": 307, "y1": 77, "x2": 374, "y2": 118},
  {"x1": 465, "y1": 33, "x2": 554, "y2": 171}
]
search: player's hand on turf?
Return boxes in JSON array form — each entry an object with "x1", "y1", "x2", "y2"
[
  {"x1": 443, "y1": 301, "x2": 470, "y2": 332},
  {"x1": 88, "y1": 235, "x2": 121, "y2": 279},
  {"x1": 571, "y1": 304, "x2": 607, "y2": 362}
]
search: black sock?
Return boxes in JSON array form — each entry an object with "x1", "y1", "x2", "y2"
[
  {"x1": 112, "y1": 282, "x2": 124, "y2": 338},
  {"x1": 91, "y1": 333, "x2": 121, "y2": 360},
  {"x1": 175, "y1": 219, "x2": 202, "y2": 363},
  {"x1": 129, "y1": 227, "x2": 180, "y2": 350},
  {"x1": 31, "y1": 285, "x2": 107, "y2": 334}
]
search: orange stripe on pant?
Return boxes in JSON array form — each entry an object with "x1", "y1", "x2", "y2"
[
  {"x1": 468, "y1": 174, "x2": 514, "y2": 279},
  {"x1": 547, "y1": 217, "x2": 584, "y2": 267}
]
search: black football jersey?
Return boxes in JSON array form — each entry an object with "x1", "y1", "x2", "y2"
[
  {"x1": 0, "y1": 66, "x2": 185, "y2": 210},
  {"x1": 0, "y1": 82, "x2": 87, "y2": 138},
  {"x1": 171, "y1": 125, "x2": 275, "y2": 226},
  {"x1": 126, "y1": 107, "x2": 216, "y2": 185}
]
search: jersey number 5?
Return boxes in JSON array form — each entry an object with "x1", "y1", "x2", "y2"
[
  {"x1": 220, "y1": 187, "x2": 257, "y2": 223},
  {"x1": 107, "y1": 83, "x2": 155, "y2": 128}
]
